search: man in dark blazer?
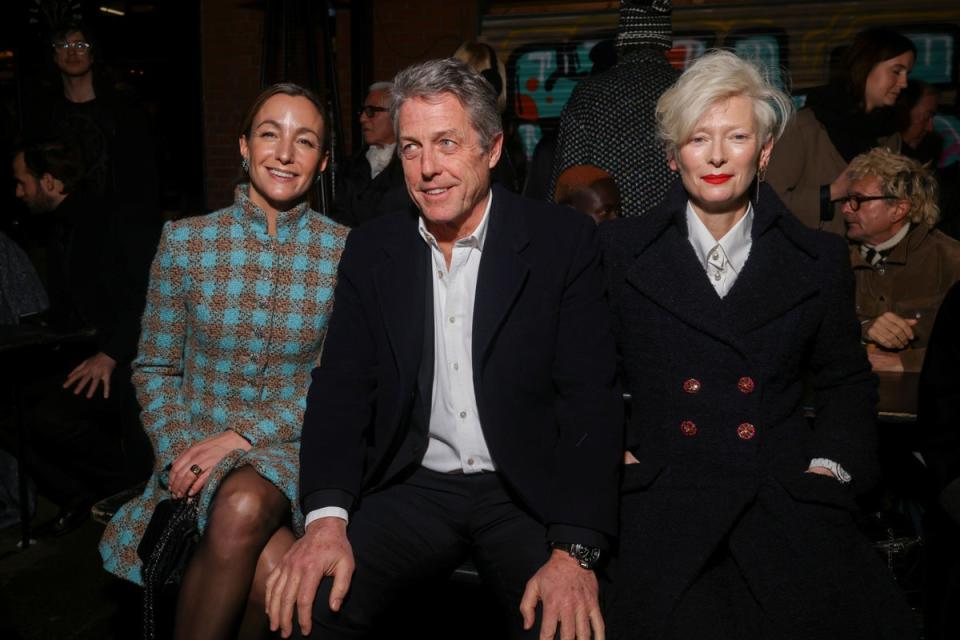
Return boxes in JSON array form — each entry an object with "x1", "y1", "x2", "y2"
[
  {"x1": 266, "y1": 58, "x2": 622, "y2": 639},
  {"x1": 331, "y1": 81, "x2": 411, "y2": 228}
]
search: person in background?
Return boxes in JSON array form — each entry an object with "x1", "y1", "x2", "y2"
[
  {"x1": 767, "y1": 27, "x2": 916, "y2": 233},
  {"x1": 331, "y1": 81, "x2": 410, "y2": 228},
  {"x1": 99, "y1": 83, "x2": 348, "y2": 640},
  {"x1": 895, "y1": 80, "x2": 941, "y2": 167},
  {"x1": 8, "y1": 137, "x2": 159, "y2": 534},
  {"x1": 555, "y1": 165, "x2": 622, "y2": 224},
  {"x1": 601, "y1": 51, "x2": 915, "y2": 640},
  {"x1": 551, "y1": 0, "x2": 679, "y2": 218},
  {"x1": 25, "y1": 20, "x2": 160, "y2": 220},
  {"x1": 841, "y1": 147, "x2": 960, "y2": 373}
]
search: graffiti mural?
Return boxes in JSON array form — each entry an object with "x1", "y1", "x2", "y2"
[{"x1": 504, "y1": 24, "x2": 959, "y2": 167}]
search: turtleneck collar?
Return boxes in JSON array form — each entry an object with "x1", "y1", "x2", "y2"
[{"x1": 232, "y1": 183, "x2": 311, "y2": 241}]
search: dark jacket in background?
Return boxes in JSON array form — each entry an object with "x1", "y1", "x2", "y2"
[
  {"x1": 331, "y1": 150, "x2": 411, "y2": 228},
  {"x1": 41, "y1": 189, "x2": 160, "y2": 363},
  {"x1": 600, "y1": 182, "x2": 914, "y2": 640},
  {"x1": 551, "y1": 48, "x2": 679, "y2": 216}
]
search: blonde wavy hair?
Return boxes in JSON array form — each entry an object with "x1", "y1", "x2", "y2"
[
  {"x1": 847, "y1": 147, "x2": 940, "y2": 226},
  {"x1": 655, "y1": 50, "x2": 794, "y2": 161}
]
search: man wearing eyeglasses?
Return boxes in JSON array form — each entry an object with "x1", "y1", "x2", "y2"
[
  {"x1": 331, "y1": 82, "x2": 411, "y2": 228},
  {"x1": 840, "y1": 147, "x2": 960, "y2": 372},
  {"x1": 21, "y1": 21, "x2": 159, "y2": 221}
]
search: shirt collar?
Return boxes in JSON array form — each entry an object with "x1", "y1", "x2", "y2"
[
  {"x1": 417, "y1": 189, "x2": 492, "y2": 251},
  {"x1": 864, "y1": 222, "x2": 911, "y2": 253},
  {"x1": 685, "y1": 202, "x2": 753, "y2": 275}
]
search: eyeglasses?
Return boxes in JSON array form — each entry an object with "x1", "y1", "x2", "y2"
[
  {"x1": 52, "y1": 41, "x2": 91, "y2": 52},
  {"x1": 358, "y1": 105, "x2": 388, "y2": 118},
  {"x1": 833, "y1": 194, "x2": 899, "y2": 211}
]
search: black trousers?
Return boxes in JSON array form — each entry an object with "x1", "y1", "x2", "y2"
[{"x1": 298, "y1": 467, "x2": 550, "y2": 639}]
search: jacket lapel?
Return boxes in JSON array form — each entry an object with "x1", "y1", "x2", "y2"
[
  {"x1": 624, "y1": 203, "x2": 743, "y2": 353},
  {"x1": 374, "y1": 212, "x2": 430, "y2": 384},
  {"x1": 473, "y1": 188, "x2": 530, "y2": 378},
  {"x1": 723, "y1": 195, "x2": 819, "y2": 334}
]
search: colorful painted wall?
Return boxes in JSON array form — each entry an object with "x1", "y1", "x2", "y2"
[{"x1": 482, "y1": 1, "x2": 960, "y2": 167}]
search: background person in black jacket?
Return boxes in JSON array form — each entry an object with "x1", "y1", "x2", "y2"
[{"x1": 7, "y1": 137, "x2": 159, "y2": 533}]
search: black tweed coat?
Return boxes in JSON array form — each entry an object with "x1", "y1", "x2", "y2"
[
  {"x1": 599, "y1": 182, "x2": 916, "y2": 640},
  {"x1": 551, "y1": 48, "x2": 679, "y2": 217}
]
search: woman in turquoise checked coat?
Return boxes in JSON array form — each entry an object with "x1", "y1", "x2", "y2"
[{"x1": 99, "y1": 83, "x2": 348, "y2": 639}]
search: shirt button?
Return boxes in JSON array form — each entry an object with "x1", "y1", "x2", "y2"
[
  {"x1": 449, "y1": 316, "x2": 456, "y2": 324},
  {"x1": 680, "y1": 420, "x2": 698, "y2": 436},
  {"x1": 453, "y1": 362, "x2": 459, "y2": 371},
  {"x1": 737, "y1": 376, "x2": 755, "y2": 394},
  {"x1": 682, "y1": 378, "x2": 701, "y2": 394},
  {"x1": 737, "y1": 422, "x2": 757, "y2": 440},
  {"x1": 438, "y1": 271, "x2": 443, "y2": 279},
  {"x1": 459, "y1": 411, "x2": 467, "y2": 418},
  {"x1": 467, "y1": 457, "x2": 475, "y2": 466}
]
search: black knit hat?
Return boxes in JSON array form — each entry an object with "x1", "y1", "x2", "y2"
[{"x1": 616, "y1": 0, "x2": 672, "y2": 52}]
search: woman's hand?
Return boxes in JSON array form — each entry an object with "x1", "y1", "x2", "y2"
[
  {"x1": 624, "y1": 451, "x2": 639, "y2": 465},
  {"x1": 169, "y1": 430, "x2": 252, "y2": 498},
  {"x1": 805, "y1": 465, "x2": 838, "y2": 479}
]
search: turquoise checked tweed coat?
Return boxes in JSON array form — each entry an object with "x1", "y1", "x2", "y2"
[{"x1": 100, "y1": 186, "x2": 348, "y2": 585}]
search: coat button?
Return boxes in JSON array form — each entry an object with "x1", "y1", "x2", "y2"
[
  {"x1": 737, "y1": 376, "x2": 755, "y2": 394},
  {"x1": 682, "y1": 378, "x2": 701, "y2": 394},
  {"x1": 737, "y1": 422, "x2": 756, "y2": 440},
  {"x1": 680, "y1": 420, "x2": 698, "y2": 436}
]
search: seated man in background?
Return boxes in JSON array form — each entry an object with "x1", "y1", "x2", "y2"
[
  {"x1": 555, "y1": 165, "x2": 621, "y2": 224},
  {"x1": 7, "y1": 137, "x2": 160, "y2": 533},
  {"x1": 841, "y1": 147, "x2": 960, "y2": 372}
]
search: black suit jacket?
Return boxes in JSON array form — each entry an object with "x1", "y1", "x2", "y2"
[{"x1": 300, "y1": 185, "x2": 622, "y2": 546}]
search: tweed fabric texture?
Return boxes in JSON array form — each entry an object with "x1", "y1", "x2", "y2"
[
  {"x1": 551, "y1": 48, "x2": 679, "y2": 217},
  {"x1": 99, "y1": 185, "x2": 348, "y2": 585},
  {"x1": 617, "y1": 1, "x2": 672, "y2": 51}
]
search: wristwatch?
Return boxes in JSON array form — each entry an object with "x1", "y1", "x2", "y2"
[{"x1": 550, "y1": 542, "x2": 602, "y2": 570}]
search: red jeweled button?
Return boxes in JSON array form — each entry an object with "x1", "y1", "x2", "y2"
[
  {"x1": 682, "y1": 378, "x2": 702, "y2": 394},
  {"x1": 680, "y1": 420, "x2": 698, "y2": 436},
  {"x1": 737, "y1": 376, "x2": 755, "y2": 394},
  {"x1": 737, "y1": 422, "x2": 757, "y2": 440}
]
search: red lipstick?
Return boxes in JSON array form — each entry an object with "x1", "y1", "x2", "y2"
[{"x1": 702, "y1": 174, "x2": 733, "y2": 185}]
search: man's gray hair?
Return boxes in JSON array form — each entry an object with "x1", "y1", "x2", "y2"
[
  {"x1": 368, "y1": 81, "x2": 393, "y2": 95},
  {"x1": 390, "y1": 58, "x2": 503, "y2": 152}
]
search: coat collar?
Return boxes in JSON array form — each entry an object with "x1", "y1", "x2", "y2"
[
  {"x1": 851, "y1": 223, "x2": 931, "y2": 269},
  {"x1": 624, "y1": 182, "x2": 820, "y2": 353}
]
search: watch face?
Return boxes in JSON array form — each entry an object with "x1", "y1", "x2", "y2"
[{"x1": 570, "y1": 543, "x2": 601, "y2": 568}]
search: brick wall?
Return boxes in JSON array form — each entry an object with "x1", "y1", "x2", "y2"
[{"x1": 200, "y1": 0, "x2": 478, "y2": 209}]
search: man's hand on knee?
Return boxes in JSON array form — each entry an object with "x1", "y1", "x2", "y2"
[
  {"x1": 519, "y1": 550, "x2": 604, "y2": 640},
  {"x1": 265, "y1": 517, "x2": 355, "y2": 638}
]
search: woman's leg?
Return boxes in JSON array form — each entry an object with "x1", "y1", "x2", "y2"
[
  {"x1": 173, "y1": 465, "x2": 289, "y2": 640},
  {"x1": 238, "y1": 526, "x2": 296, "y2": 640}
]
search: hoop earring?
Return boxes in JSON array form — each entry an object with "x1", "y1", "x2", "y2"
[{"x1": 241, "y1": 157, "x2": 249, "y2": 173}]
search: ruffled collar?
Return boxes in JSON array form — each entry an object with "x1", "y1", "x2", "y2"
[{"x1": 233, "y1": 183, "x2": 311, "y2": 240}]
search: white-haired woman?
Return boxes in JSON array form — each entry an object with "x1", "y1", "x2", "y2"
[{"x1": 600, "y1": 51, "x2": 916, "y2": 639}]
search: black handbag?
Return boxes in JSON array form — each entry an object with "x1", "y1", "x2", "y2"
[{"x1": 137, "y1": 497, "x2": 200, "y2": 639}]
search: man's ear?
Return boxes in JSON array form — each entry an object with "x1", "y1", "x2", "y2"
[
  {"x1": 889, "y1": 198, "x2": 911, "y2": 225},
  {"x1": 40, "y1": 172, "x2": 65, "y2": 196},
  {"x1": 487, "y1": 132, "x2": 504, "y2": 169}
]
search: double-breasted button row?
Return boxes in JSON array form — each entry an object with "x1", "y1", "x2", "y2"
[
  {"x1": 682, "y1": 376, "x2": 755, "y2": 394},
  {"x1": 677, "y1": 420, "x2": 758, "y2": 440}
]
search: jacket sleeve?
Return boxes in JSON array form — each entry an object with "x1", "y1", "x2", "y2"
[
  {"x1": 299, "y1": 231, "x2": 377, "y2": 513},
  {"x1": 546, "y1": 217, "x2": 624, "y2": 548},
  {"x1": 766, "y1": 111, "x2": 847, "y2": 234},
  {"x1": 807, "y1": 235, "x2": 880, "y2": 491},
  {"x1": 131, "y1": 222, "x2": 196, "y2": 470}
]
